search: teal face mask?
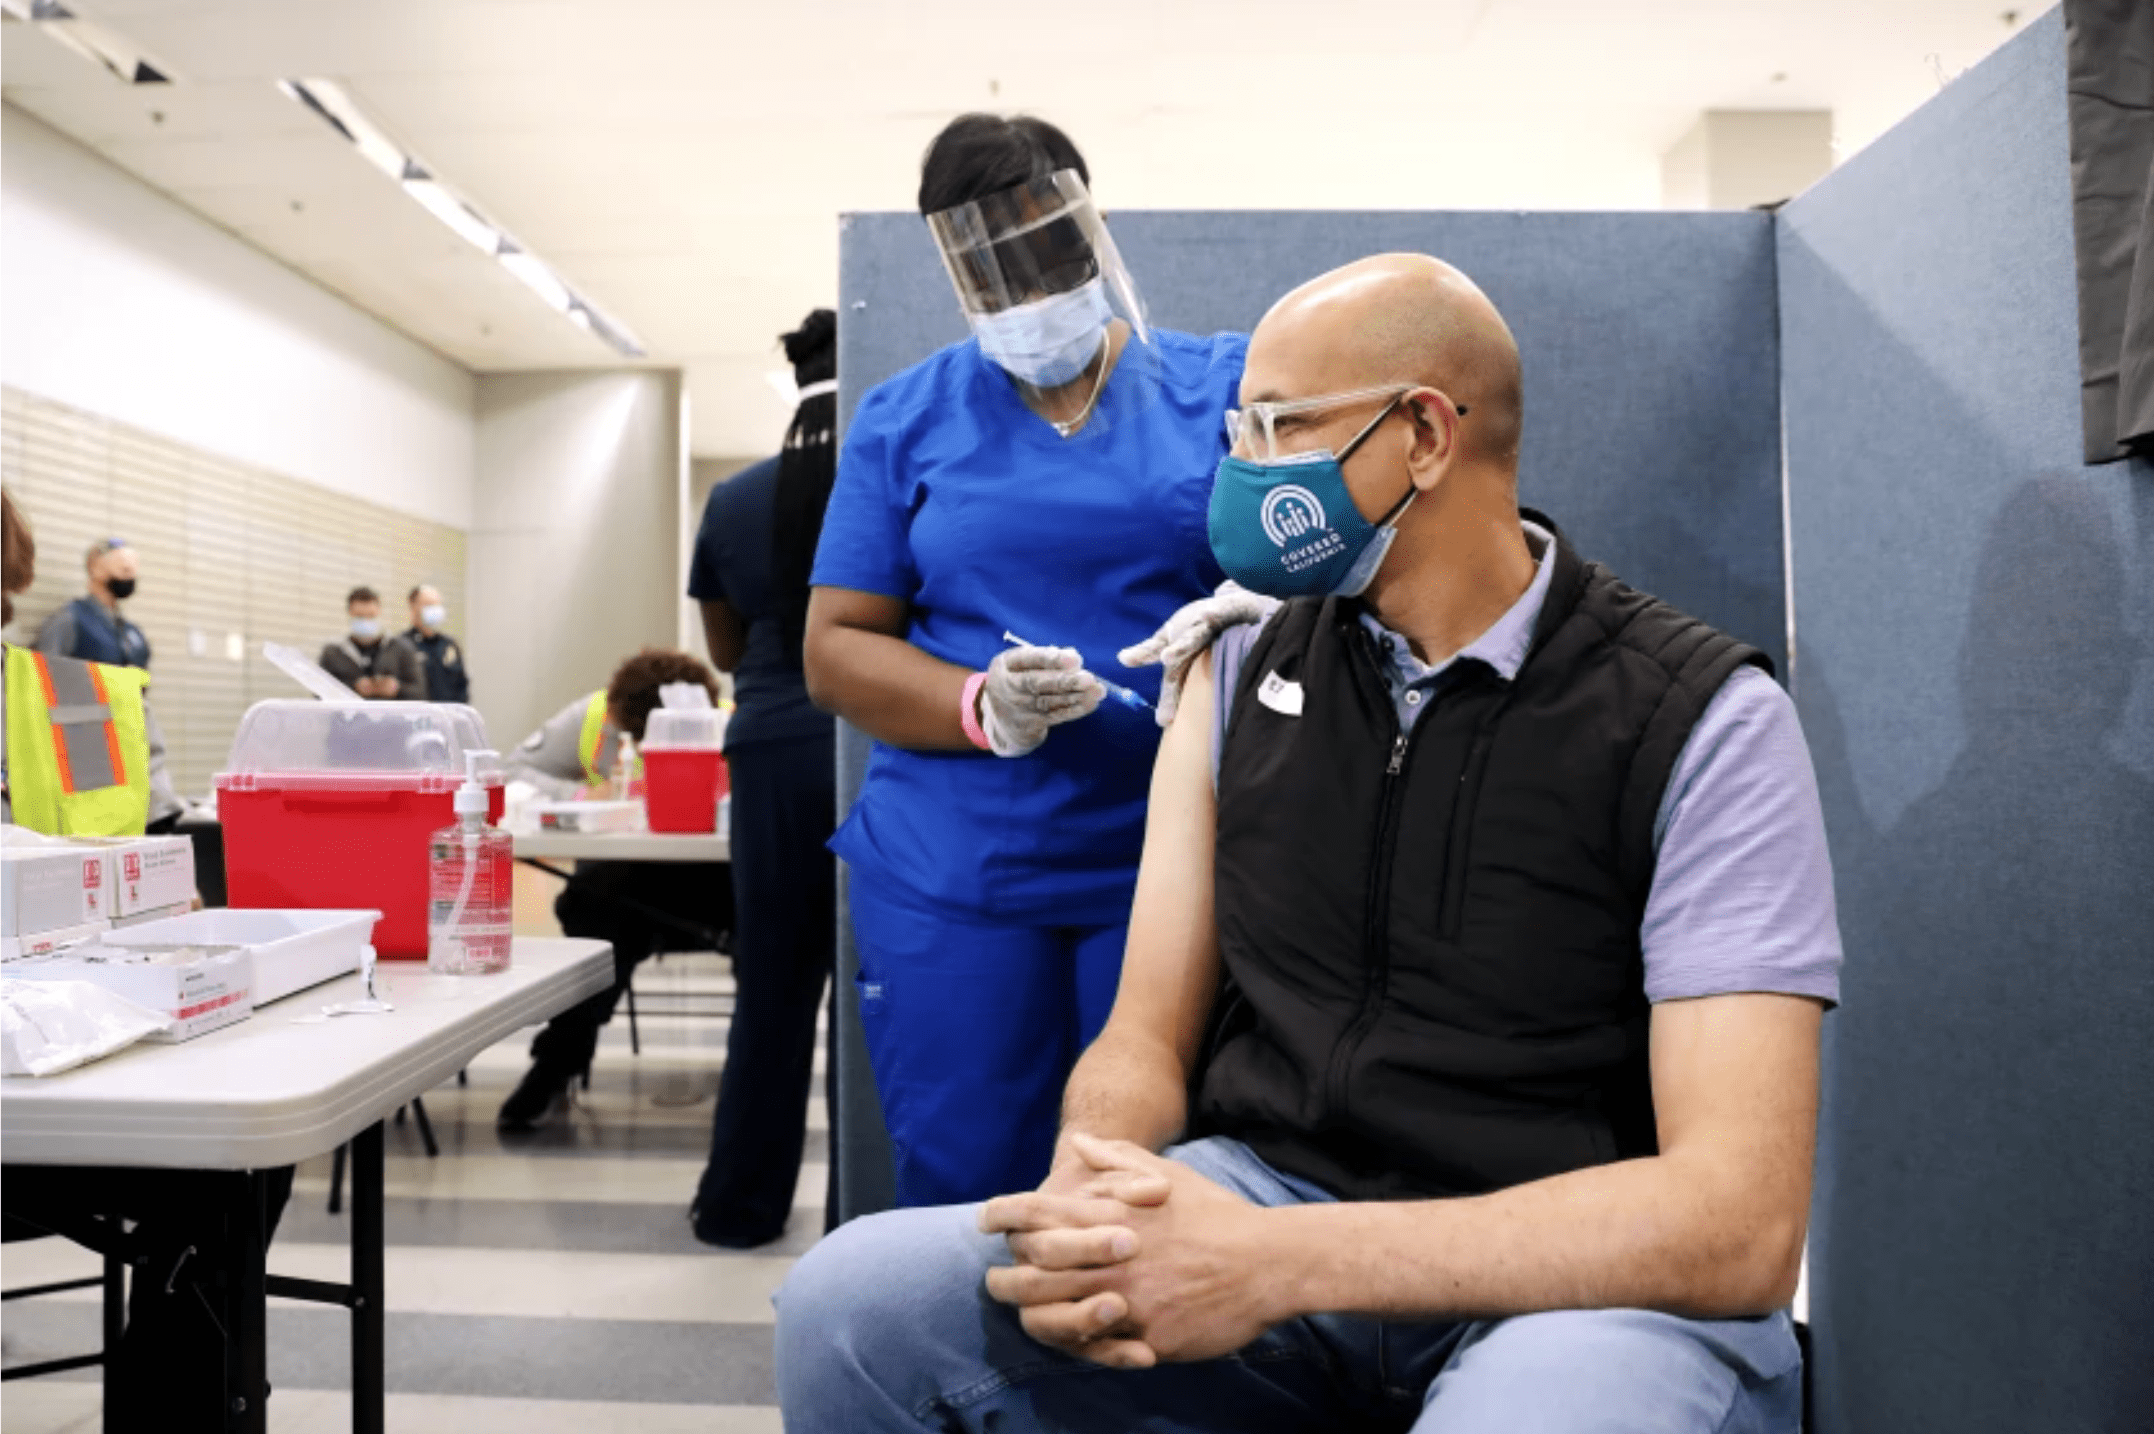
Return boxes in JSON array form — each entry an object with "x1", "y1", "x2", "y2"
[{"x1": 1207, "y1": 393, "x2": 1416, "y2": 599}]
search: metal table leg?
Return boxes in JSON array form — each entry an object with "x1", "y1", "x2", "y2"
[
  {"x1": 351, "y1": 1120, "x2": 385, "y2": 1434},
  {"x1": 101, "y1": 1242, "x2": 124, "y2": 1430},
  {"x1": 223, "y1": 1170, "x2": 269, "y2": 1433}
]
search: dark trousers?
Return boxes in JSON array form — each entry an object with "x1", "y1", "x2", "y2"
[
  {"x1": 530, "y1": 858, "x2": 731, "y2": 1076},
  {"x1": 693, "y1": 733, "x2": 836, "y2": 1244},
  {"x1": 4, "y1": 1163, "x2": 296, "y2": 1430}
]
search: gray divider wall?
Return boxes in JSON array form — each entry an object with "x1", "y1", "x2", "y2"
[
  {"x1": 831, "y1": 209, "x2": 1786, "y2": 1222},
  {"x1": 1779, "y1": 12, "x2": 2154, "y2": 1432}
]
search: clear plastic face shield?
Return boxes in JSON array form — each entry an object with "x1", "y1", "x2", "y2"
[{"x1": 926, "y1": 170, "x2": 1157, "y2": 437}]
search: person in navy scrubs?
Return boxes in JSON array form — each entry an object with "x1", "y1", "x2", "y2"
[
  {"x1": 687, "y1": 309, "x2": 841, "y2": 1248},
  {"x1": 805, "y1": 114, "x2": 1246, "y2": 1207}
]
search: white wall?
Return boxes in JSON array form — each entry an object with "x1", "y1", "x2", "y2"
[
  {"x1": 0, "y1": 106, "x2": 475, "y2": 529},
  {"x1": 468, "y1": 371, "x2": 684, "y2": 750},
  {"x1": 1661, "y1": 110, "x2": 1835, "y2": 211}
]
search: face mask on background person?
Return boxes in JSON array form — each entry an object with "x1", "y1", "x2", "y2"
[
  {"x1": 350, "y1": 616, "x2": 382, "y2": 641},
  {"x1": 106, "y1": 577, "x2": 137, "y2": 600},
  {"x1": 420, "y1": 603, "x2": 447, "y2": 629},
  {"x1": 1208, "y1": 390, "x2": 1419, "y2": 599},
  {"x1": 971, "y1": 277, "x2": 1113, "y2": 389}
]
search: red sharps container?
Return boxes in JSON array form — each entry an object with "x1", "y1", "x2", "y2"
[
  {"x1": 216, "y1": 700, "x2": 503, "y2": 958},
  {"x1": 639, "y1": 707, "x2": 728, "y2": 834}
]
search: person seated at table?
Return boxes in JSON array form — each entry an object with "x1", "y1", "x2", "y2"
[
  {"x1": 497, "y1": 646, "x2": 734, "y2": 1131},
  {"x1": 773, "y1": 255, "x2": 1841, "y2": 1432}
]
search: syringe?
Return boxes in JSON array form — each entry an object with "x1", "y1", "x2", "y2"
[{"x1": 1002, "y1": 631, "x2": 1153, "y2": 713}]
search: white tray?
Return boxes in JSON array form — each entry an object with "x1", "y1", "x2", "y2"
[{"x1": 103, "y1": 909, "x2": 381, "y2": 1006}]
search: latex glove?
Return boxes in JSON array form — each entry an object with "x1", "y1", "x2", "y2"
[
  {"x1": 1117, "y1": 583, "x2": 1280, "y2": 728},
  {"x1": 981, "y1": 646, "x2": 1104, "y2": 757}
]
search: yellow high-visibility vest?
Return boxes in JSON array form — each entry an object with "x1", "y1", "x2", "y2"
[
  {"x1": 576, "y1": 690, "x2": 622, "y2": 791},
  {"x1": 3, "y1": 644, "x2": 152, "y2": 837}
]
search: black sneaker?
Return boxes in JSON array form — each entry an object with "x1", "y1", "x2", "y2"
[
  {"x1": 496, "y1": 1063, "x2": 573, "y2": 1132},
  {"x1": 689, "y1": 1201, "x2": 787, "y2": 1250}
]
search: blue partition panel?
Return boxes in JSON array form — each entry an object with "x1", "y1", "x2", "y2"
[
  {"x1": 1781, "y1": 12, "x2": 2154, "y2": 1433},
  {"x1": 831, "y1": 208, "x2": 1787, "y2": 1223}
]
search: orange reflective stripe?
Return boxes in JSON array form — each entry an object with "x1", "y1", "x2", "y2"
[
  {"x1": 86, "y1": 663, "x2": 128, "y2": 788},
  {"x1": 34, "y1": 653, "x2": 79, "y2": 793}
]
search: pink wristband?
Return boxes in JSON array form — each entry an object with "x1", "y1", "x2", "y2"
[{"x1": 959, "y1": 671, "x2": 993, "y2": 751}]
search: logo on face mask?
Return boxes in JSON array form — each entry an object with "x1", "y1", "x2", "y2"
[{"x1": 1260, "y1": 486, "x2": 1327, "y2": 545}]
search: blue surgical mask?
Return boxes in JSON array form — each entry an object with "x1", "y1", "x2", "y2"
[
  {"x1": 1207, "y1": 396, "x2": 1416, "y2": 599},
  {"x1": 971, "y1": 277, "x2": 1112, "y2": 388},
  {"x1": 350, "y1": 617, "x2": 382, "y2": 640},
  {"x1": 420, "y1": 604, "x2": 447, "y2": 629}
]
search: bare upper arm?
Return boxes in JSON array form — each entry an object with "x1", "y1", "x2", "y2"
[
  {"x1": 699, "y1": 600, "x2": 747, "y2": 673},
  {"x1": 803, "y1": 586, "x2": 906, "y2": 698},
  {"x1": 1100, "y1": 647, "x2": 1222, "y2": 1074},
  {"x1": 1649, "y1": 992, "x2": 1825, "y2": 1295}
]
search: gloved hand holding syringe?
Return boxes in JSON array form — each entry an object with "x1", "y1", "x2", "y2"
[
  {"x1": 973, "y1": 631, "x2": 1150, "y2": 758},
  {"x1": 1003, "y1": 632, "x2": 1152, "y2": 715}
]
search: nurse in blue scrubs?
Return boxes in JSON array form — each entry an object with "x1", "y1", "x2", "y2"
[{"x1": 805, "y1": 115, "x2": 1246, "y2": 1207}]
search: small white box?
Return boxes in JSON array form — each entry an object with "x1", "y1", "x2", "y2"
[
  {"x1": 8, "y1": 943, "x2": 252, "y2": 1041},
  {"x1": 0, "y1": 844, "x2": 112, "y2": 936},
  {"x1": 104, "y1": 908, "x2": 378, "y2": 1006},
  {"x1": 0, "y1": 919, "x2": 109, "y2": 962},
  {"x1": 111, "y1": 900, "x2": 194, "y2": 930},
  {"x1": 60, "y1": 836, "x2": 195, "y2": 916}
]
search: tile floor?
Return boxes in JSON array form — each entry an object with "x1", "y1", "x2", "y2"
[{"x1": 0, "y1": 950, "x2": 797, "y2": 1432}]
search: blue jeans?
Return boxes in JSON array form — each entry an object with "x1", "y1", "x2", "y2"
[{"x1": 775, "y1": 1136, "x2": 1803, "y2": 1432}]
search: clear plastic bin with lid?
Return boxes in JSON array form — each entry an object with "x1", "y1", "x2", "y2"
[{"x1": 215, "y1": 700, "x2": 503, "y2": 958}]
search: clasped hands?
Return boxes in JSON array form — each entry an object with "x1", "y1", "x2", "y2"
[{"x1": 978, "y1": 1133, "x2": 1284, "y2": 1369}]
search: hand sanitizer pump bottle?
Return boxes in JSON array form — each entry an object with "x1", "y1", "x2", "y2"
[{"x1": 428, "y1": 749, "x2": 513, "y2": 974}]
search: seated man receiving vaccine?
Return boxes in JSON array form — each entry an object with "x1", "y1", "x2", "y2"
[{"x1": 774, "y1": 254, "x2": 1842, "y2": 1433}]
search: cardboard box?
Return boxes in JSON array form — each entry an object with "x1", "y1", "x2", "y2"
[
  {"x1": 0, "y1": 919, "x2": 108, "y2": 962},
  {"x1": 8, "y1": 943, "x2": 253, "y2": 1041},
  {"x1": 0, "y1": 845, "x2": 111, "y2": 936},
  {"x1": 63, "y1": 836, "x2": 196, "y2": 916}
]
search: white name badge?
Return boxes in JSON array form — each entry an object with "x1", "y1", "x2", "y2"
[{"x1": 1257, "y1": 671, "x2": 1304, "y2": 717}]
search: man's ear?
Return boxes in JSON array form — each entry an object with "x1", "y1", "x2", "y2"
[{"x1": 1405, "y1": 394, "x2": 1459, "y2": 491}]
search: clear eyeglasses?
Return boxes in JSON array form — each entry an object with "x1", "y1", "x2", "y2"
[{"x1": 1224, "y1": 384, "x2": 1466, "y2": 463}]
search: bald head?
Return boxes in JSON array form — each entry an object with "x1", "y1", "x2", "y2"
[{"x1": 1249, "y1": 254, "x2": 1523, "y2": 467}]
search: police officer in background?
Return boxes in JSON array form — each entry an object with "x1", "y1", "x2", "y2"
[
  {"x1": 36, "y1": 536, "x2": 151, "y2": 669},
  {"x1": 403, "y1": 584, "x2": 470, "y2": 705}
]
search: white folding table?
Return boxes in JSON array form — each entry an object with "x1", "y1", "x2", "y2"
[
  {"x1": 0, "y1": 937, "x2": 614, "y2": 1434},
  {"x1": 510, "y1": 829, "x2": 730, "y2": 864}
]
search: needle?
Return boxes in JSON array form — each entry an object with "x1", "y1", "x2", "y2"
[{"x1": 1000, "y1": 631, "x2": 1152, "y2": 711}]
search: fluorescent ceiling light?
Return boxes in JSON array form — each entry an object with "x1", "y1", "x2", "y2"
[
  {"x1": 403, "y1": 175, "x2": 498, "y2": 253},
  {"x1": 277, "y1": 77, "x2": 646, "y2": 358},
  {"x1": 277, "y1": 78, "x2": 402, "y2": 179},
  {"x1": 2, "y1": 0, "x2": 173, "y2": 84},
  {"x1": 499, "y1": 247, "x2": 574, "y2": 314}
]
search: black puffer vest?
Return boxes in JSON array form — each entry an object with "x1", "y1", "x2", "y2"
[{"x1": 1193, "y1": 520, "x2": 1769, "y2": 1200}]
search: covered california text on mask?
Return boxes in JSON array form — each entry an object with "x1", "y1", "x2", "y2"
[{"x1": 925, "y1": 169, "x2": 1162, "y2": 438}]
